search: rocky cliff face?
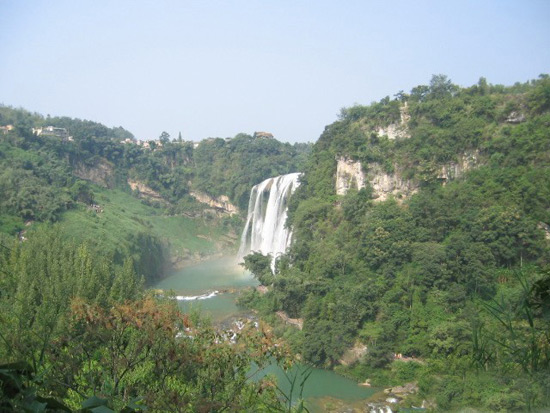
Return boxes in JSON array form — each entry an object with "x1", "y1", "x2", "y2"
[
  {"x1": 128, "y1": 180, "x2": 166, "y2": 203},
  {"x1": 437, "y1": 150, "x2": 480, "y2": 184},
  {"x1": 336, "y1": 151, "x2": 480, "y2": 201},
  {"x1": 189, "y1": 191, "x2": 238, "y2": 215},
  {"x1": 336, "y1": 157, "x2": 417, "y2": 201},
  {"x1": 367, "y1": 163, "x2": 418, "y2": 202},
  {"x1": 73, "y1": 159, "x2": 115, "y2": 188},
  {"x1": 376, "y1": 103, "x2": 411, "y2": 140},
  {"x1": 336, "y1": 157, "x2": 366, "y2": 195}
]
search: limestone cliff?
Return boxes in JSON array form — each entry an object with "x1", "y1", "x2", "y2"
[
  {"x1": 189, "y1": 191, "x2": 238, "y2": 215},
  {"x1": 437, "y1": 150, "x2": 480, "y2": 184},
  {"x1": 367, "y1": 163, "x2": 418, "y2": 202},
  {"x1": 336, "y1": 157, "x2": 416, "y2": 201},
  {"x1": 335, "y1": 157, "x2": 366, "y2": 195},
  {"x1": 128, "y1": 180, "x2": 166, "y2": 203},
  {"x1": 376, "y1": 102, "x2": 411, "y2": 140},
  {"x1": 73, "y1": 159, "x2": 115, "y2": 188},
  {"x1": 336, "y1": 151, "x2": 480, "y2": 201}
]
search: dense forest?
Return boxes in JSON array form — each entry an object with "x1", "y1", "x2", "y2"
[
  {"x1": 241, "y1": 75, "x2": 550, "y2": 411},
  {"x1": 0, "y1": 105, "x2": 309, "y2": 226}
]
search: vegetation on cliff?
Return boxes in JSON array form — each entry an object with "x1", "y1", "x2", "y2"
[
  {"x1": 2, "y1": 74, "x2": 549, "y2": 410},
  {"x1": 0, "y1": 105, "x2": 310, "y2": 279},
  {"x1": 242, "y1": 75, "x2": 550, "y2": 411}
]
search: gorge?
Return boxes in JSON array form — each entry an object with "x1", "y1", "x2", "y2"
[{"x1": 2, "y1": 74, "x2": 549, "y2": 412}]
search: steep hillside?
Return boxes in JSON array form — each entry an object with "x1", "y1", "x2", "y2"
[
  {"x1": 0, "y1": 110, "x2": 304, "y2": 412},
  {"x1": 242, "y1": 75, "x2": 550, "y2": 411},
  {"x1": 0, "y1": 106, "x2": 310, "y2": 280}
]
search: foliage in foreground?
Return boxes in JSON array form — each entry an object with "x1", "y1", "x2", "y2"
[{"x1": 0, "y1": 228, "x2": 303, "y2": 411}]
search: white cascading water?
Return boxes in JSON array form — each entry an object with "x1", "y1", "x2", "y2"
[{"x1": 238, "y1": 172, "x2": 301, "y2": 271}]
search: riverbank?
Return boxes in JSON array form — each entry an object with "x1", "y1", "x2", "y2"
[
  {"x1": 168, "y1": 250, "x2": 226, "y2": 271},
  {"x1": 152, "y1": 257, "x2": 383, "y2": 412},
  {"x1": 155, "y1": 257, "x2": 434, "y2": 412},
  {"x1": 154, "y1": 256, "x2": 257, "y2": 323}
]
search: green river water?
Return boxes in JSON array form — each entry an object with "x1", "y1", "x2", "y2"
[{"x1": 153, "y1": 257, "x2": 376, "y2": 411}]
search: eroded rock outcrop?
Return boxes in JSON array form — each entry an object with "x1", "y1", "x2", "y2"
[
  {"x1": 367, "y1": 163, "x2": 418, "y2": 202},
  {"x1": 73, "y1": 159, "x2": 115, "y2": 188},
  {"x1": 189, "y1": 191, "x2": 238, "y2": 215},
  {"x1": 276, "y1": 311, "x2": 303, "y2": 330},
  {"x1": 505, "y1": 111, "x2": 526, "y2": 124},
  {"x1": 128, "y1": 180, "x2": 166, "y2": 202},
  {"x1": 339, "y1": 342, "x2": 368, "y2": 366},
  {"x1": 384, "y1": 382, "x2": 419, "y2": 397},
  {"x1": 538, "y1": 222, "x2": 550, "y2": 240},
  {"x1": 336, "y1": 157, "x2": 417, "y2": 201},
  {"x1": 336, "y1": 157, "x2": 366, "y2": 195},
  {"x1": 437, "y1": 150, "x2": 480, "y2": 184},
  {"x1": 337, "y1": 150, "x2": 480, "y2": 201},
  {"x1": 376, "y1": 103, "x2": 411, "y2": 140}
]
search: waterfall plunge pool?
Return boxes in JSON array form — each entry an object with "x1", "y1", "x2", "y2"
[
  {"x1": 154, "y1": 256, "x2": 258, "y2": 323},
  {"x1": 152, "y1": 257, "x2": 377, "y2": 412}
]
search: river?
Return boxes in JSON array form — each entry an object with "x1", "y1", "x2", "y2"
[{"x1": 153, "y1": 256, "x2": 376, "y2": 411}]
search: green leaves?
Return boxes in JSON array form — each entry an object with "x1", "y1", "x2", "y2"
[
  {"x1": 0, "y1": 362, "x2": 72, "y2": 412},
  {"x1": 192, "y1": 133, "x2": 308, "y2": 210},
  {"x1": 476, "y1": 269, "x2": 550, "y2": 375},
  {"x1": 80, "y1": 395, "x2": 146, "y2": 412},
  {"x1": 243, "y1": 252, "x2": 274, "y2": 284}
]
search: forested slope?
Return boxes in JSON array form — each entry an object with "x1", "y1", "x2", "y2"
[
  {"x1": 242, "y1": 75, "x2": 550, "y2": 411},
  {"x1": 0, "y1": 108, "x2": 307, "y2": 411},
  {"x1": 0, "y1": 106, "x2": 309, "y2": 225},
  {"x1": 0, "y1": 106, "x2": 309, "y2": 279}
]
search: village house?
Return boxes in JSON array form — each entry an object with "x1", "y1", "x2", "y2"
[
  {"x1": 253, "y1": 131, "x2": 274, "y2": 139},
  {"x1": 136, "y1": 140, "x2": 163, "y2": 150},
  {"x1": 32, "y1": 126, "x2": 73, "y2": 141},
  {"x1": 0, "y1": 125, "x2": 14, "y2": 134}
]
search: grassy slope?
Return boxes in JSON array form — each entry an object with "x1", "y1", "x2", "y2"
[{"x1": 57, "y1": 186, "x2": 232, "y2": 261}]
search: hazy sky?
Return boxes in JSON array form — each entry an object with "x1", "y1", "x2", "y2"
[{"x1": 1, "y1": 1, "x2": 549, "y2": 143}]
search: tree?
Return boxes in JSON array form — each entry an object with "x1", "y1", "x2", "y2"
[
  {"x1": 159, "y1": 131, "x2": 170, "y2": 144},
  {"x1": 428, "y1": 74, "x2": 457, "y2": 99},
  {"x1": 70, "y1": 180, "x2": 94, "y2": 204},
  {"x1": 243, "y1": 252, "x2": 273, "y2": 285},
  {"x1": 527, "y1": 75, "x2": 550, "y2": 114}
]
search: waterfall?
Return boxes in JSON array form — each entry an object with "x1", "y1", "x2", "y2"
[{"x1": 238, "y1": 172, "x2": 301, "y2": 271}]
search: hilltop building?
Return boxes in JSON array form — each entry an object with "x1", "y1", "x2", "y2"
[
  {"x1": 32, "y1": 126, "x2": 73, "y2": 141},
  {"x1": 254, "y1": 131, "x2": 274, "y2": 139},
  {"x1": 0, "y1": 125, "x2": 14, "y2": 134}
]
